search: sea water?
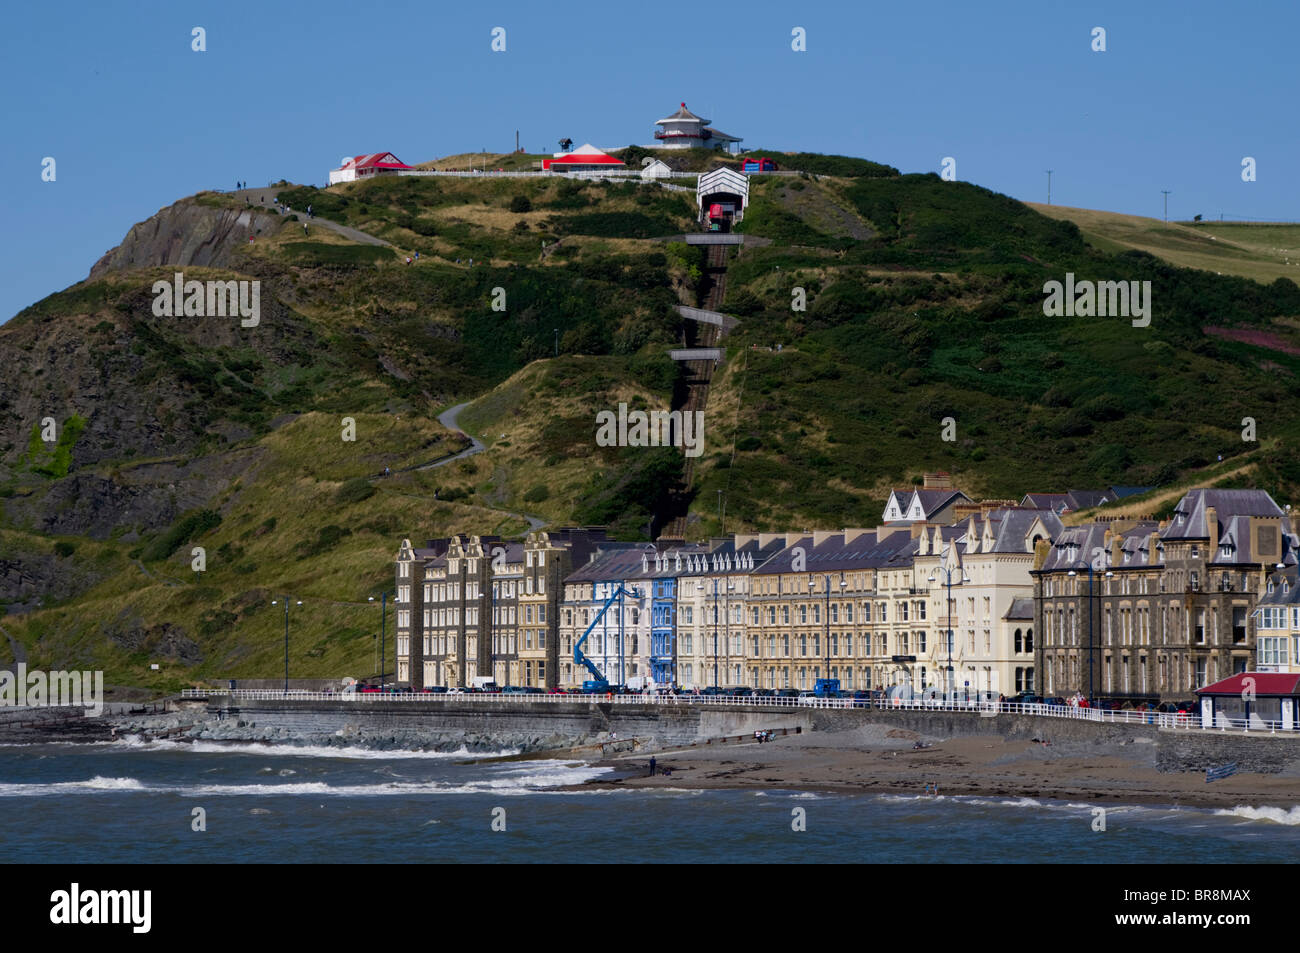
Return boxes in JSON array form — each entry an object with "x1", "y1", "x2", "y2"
[{"x1": 0, "y1": 741, "x2": 1297, "y2": 863}]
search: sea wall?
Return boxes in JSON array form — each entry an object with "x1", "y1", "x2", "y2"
[
  {"x1": 132, "y1": 698, "x2": 1300, "y2": 773},
  {"x1": 806, "y1": 708, "x2": 1300, "y2": 775},
  {"x1": 132, "y1": 697, "x2": 813, "y2": 752}
]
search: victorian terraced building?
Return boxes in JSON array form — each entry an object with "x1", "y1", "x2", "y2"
[
  {"x1": 391, "y1": 488, "x2": 1292, "y2": 699},
  {"x1": 1032, "y1": 489, "x2": 1297, "y2": 701}
]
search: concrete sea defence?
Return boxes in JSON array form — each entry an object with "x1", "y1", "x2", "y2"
[
  {"x1": 99, "y1": 698, "x2": 1300, "y2": 774},
  {"x1": 111, "y1": 698, "x2": 813, "y2": 753}
]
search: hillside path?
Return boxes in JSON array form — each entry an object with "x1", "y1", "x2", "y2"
[
  {"x1": 406, "y1": 401, "x2": 546, "y2": 531},
  {"x1": 230, "y1": 188, "x2": 392, "y2": 247}
]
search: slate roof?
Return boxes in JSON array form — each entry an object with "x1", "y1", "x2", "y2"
[
  {"x1": 973, "y1": 508, "x2": 1064, "y2": 553},
  {"x1": 1162, "y1": 489, "x2": 1287, "y2": 540},
  {"x1": 1065, "y1": 489, "x2": 1112, "y2": 510},
  {"x1": 753, "y1": 531, "x2": 915, "y2": 576},
  {"x1": 1004, "y1": 597, "x2": 1035, "y2": 620}
]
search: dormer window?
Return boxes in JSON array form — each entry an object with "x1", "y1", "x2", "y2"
[{"x1": 1220, "y1": 545, "x2": 1232, "y2": 558}]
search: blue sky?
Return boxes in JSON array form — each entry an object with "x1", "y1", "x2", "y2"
[{"x1": 1, "y1": 0, "x2": 1295, "y2": 322}]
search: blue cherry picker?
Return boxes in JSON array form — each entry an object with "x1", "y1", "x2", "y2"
[{"x1": 574, "y1": 583, "x2": 641, "y2": 693}]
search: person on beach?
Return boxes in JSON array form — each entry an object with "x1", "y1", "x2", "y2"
[{"x1": 649, "y1": 757, "x2": 656, "y2": 777}]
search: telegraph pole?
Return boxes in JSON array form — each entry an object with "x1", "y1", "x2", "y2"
[
  {"x1": 1161, "y1": 190, "x2": 1172, "y2": 226},
  {"x1": 1046, "y1": 170, "x2": 1053, "y2": 206}
]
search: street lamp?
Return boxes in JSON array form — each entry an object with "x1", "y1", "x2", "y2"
[
  {"x1": 1067, "y1": 564, "x2": 1110, "y2": 702},
  {"x1": 368, "y1": 592, "x2": 393, "y2": 688},
  {"x1": 812, "y1": 572, "x2": 847, "y2": 686},
  {"x1": 712, "y1": 577, "x2": 720, "y2": 691},
  {"x1": 928, "y1": 560, "x2": 970, "y2": 701},
  {"x1": 270, "y1": 597, "x2": 302, "y2": 692}
]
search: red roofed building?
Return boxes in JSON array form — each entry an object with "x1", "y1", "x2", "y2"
[
  {"x1": 540, "y1": 143, "x2": 625, "y2": 172},
  {"x1": 1195, "y1": 672, "x2": 1300, "y2": 729},
  {"x1": 329, "y1": 152, "x2": 413, "y2": 185}
]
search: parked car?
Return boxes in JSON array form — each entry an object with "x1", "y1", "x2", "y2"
[
  {"x1": 776, "y1": 688, "x2": 801, "y2": 699},
  {"x1": 1041, "y1": 696, "x2": 1067, "y2": 708},
  {"x1": 1004, "y1": 692, "x2": 1042, "y2": 705}
]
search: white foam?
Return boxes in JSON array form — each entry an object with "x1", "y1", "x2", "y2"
[
  {"x1": 0, "y1": 762, "x2": 613, "y2": 799},
  {"x1": 0, "y1": 776, "x2": 149, "y2": 796},
  {"x1": 126, "y1": 740, "x2": 516, "y2": 760},
  {"x1": 1213, "y1": 805, "x2": 1300, "y2": 826}
]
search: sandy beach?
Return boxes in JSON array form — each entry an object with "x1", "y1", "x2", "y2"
[{"x1": 581, "y1": 723, "x2": 1300, "y2": 809}]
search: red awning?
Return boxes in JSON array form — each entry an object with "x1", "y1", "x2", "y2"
[{"x1": 1196, "y1": 673, "x2": 1300, "y2": 696}]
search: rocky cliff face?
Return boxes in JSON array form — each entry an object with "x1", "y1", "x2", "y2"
[{"x1": 89, "y1": 198, "x2": 282, "y2": 279}]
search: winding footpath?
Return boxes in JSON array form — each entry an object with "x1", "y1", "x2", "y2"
[{"x1": 411, "y1": 401, "x2": 546, "y2": 532}]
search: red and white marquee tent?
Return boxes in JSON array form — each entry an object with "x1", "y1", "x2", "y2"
[
  {"x1": 541, "y1": 143, "x2": 625, "y2": 172},
  {"x1": 329, "y1": 152, "x2": 413, "y2": 185}
]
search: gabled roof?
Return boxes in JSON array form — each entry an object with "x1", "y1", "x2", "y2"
[
  {"x1": 908, "y1": 488, "x2": 971, "y2": 520},
  {"x1": 970, "y1": 508, "x2": 1064, "y2": 554},
  {"x1": 1064, "y1": 489, "x2": 1111, "y2": 511},
  {"x1": 698, "y1": 166, "x2": 748, "y2": 192},
  {"x1": 1257, "y1": 571, "x2": 1300, "y2": 607},
  {"x1": 340, "y1": 152, "x2": 412, "y2": 171},
  {"x1": 545, "y1": 143, "x2": 625, "y2": 166},
  {"x1": 1036, "y1": 520, "x2": 1162, "y2": 573},
  {"x1": 1021, "y1": 493, "x2": 1069, "y2": 512},
  {"x1": 1161, "y1": 489, "x2": 1287, "y2": 542},
  {"x1": 1004, "y1": 597, "x2": 1035, "y2": 621}
]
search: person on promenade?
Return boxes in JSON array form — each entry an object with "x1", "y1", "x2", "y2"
[{"x1": 649, "y1": 757, "x2": 656, "y2": 777}]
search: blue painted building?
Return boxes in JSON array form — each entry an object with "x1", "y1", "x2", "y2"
[{"x1": 651, "y1": 576, "x2": 677, "y2": 686}]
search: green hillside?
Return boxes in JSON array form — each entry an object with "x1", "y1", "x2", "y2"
[{"x1": 4, "y1": 156, "x2": 1300, "y2": 692}]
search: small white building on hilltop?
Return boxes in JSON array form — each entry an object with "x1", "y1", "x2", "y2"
[
  {"x1": 654, "y1": 103, "x2": 742, "y2": 152},
  {"x1": 329, "y1": 152, "x2": 412, "y2": 185},
  {"x1": 640, "y1": 158, "x2": 673, "y2": 180}
]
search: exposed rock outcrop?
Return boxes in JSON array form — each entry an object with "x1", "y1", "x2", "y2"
[{"x1": 90, "y1": 198, "x2": 282, "y2": 278}]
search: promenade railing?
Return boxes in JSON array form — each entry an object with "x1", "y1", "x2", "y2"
[{"x1": 176, "y1": 689, "x2": 1295, "y2": 734}]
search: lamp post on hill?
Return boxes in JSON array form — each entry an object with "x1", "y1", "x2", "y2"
[{"x1": 270, "y1": 597, "x2": 302, "y2": 692}]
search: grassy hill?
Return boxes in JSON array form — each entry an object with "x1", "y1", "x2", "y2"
[
  {"x1": 4, "y1": 154, "x2": 1300, "y2": 692},
  {"x1": 1029, "y1": 203, "x2": 1300, "y2": 285}
]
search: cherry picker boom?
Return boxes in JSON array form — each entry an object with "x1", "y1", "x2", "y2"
[{"x1": 574, "y1": 583, "x2": 641, "y2": 692}]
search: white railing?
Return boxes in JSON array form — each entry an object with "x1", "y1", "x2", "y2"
[
  {"x1": 396, "y1": 169, "x2": 699, "y2": 180},
  {"x1": 175, "y1": 688, "x2": 1297, "y2": 731}
]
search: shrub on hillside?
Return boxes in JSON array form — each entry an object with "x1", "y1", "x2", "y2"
[
  {"x1": 142, "y1": 509, "x2": 222, "y2": 562},
  {"x1": 336, "y1": 477, "x2": 376, "y2": 504}
]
